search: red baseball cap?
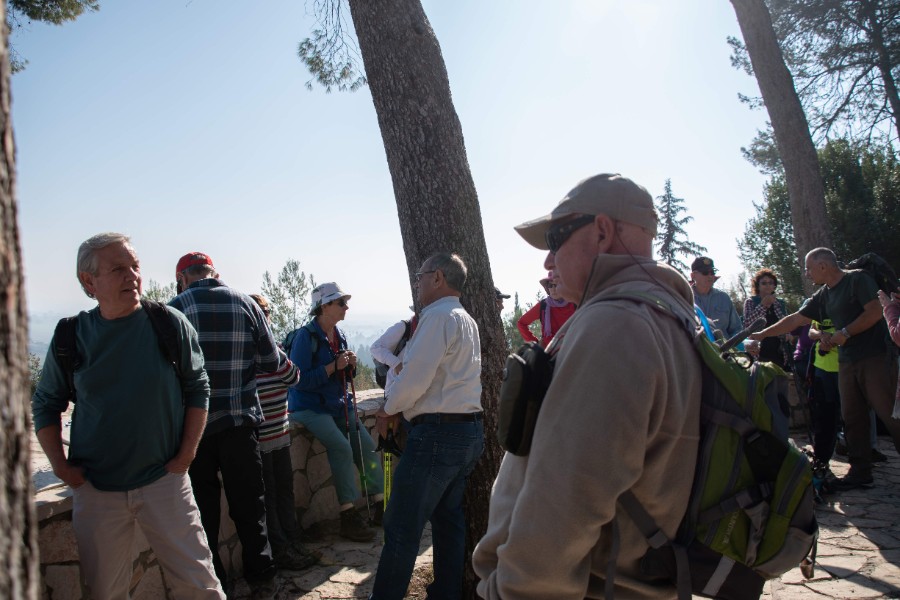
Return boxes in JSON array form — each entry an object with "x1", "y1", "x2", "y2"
[{"x1": 176, "y1": 252, "x2": 214, "y2": 273}]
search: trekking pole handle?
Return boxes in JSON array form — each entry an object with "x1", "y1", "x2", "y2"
[{"x1": 719, "y1": 317, "x2": 766, "y2": 353}]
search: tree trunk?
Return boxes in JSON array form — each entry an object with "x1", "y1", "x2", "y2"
[
  {"x1": 0, "y1": 2, "x2": 40, "y2": 597},
  {"x1": 731, "y1": 0, "x2": 832, "y2": 295},
  {"x1": 859, "y1": 0, "x2": 900, "y2": 143},
  {"x1": 346, "y1": 1, "x2": 505, "y2": 596}
]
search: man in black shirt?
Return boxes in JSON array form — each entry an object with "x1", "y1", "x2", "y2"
[{"x1": 750, "y1": 247, "x2": 899, "y2": 490}]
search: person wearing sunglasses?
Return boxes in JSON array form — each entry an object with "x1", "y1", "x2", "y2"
[
  {"x1": 473, "y1": 173, "x2": 702, "y2": 599},
  {"x1": 690, "y1": 256, "x2": 742, "y2": 341},
  {"x1": 287, "y1": 282, "x2": 384, "y2": 543}
]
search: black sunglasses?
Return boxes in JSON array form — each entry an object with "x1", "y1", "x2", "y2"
[
  {"x1": 328, "y1": 298, "x2": 348, "y2": 308},
  {"x1": 545, "y1": 215, "x2": 595, "y2": 253}
]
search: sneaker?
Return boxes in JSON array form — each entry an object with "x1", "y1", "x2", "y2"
[
  {"x1": 827, "y1": 469, "x2": 874, "y2": 492},
  {"x1": 369, "y1": 501, "x2": 384, "y2": 527},
  {"x1": 340, "y1": 508, "x2": 376, "y2": 542},
  {"x1": 871, "y1": 448, "x2": 888, "y2": 463},
  {"x1": 249, "y1": 577, "x2": 279, "y2": 600},
  {"x1": 274, "y1": 544, "x2": 319, "y2": 571}
]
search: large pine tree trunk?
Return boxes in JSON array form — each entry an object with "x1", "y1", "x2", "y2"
[
  {"x1": 731, "y1": 0, "x2": 832, "y2": 294},
  {"x1": 0, "y1": 2, "x2": 40, "y2": 597},
  {"x1": 346, "y1": 1, "x2": 505, "y2": 595}
]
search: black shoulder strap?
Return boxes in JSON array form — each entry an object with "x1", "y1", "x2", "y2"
[
  {"x1": 394, "y1": 319, "x2": 412, "y2": 355},
  {"x1": 140, "y1": 299, "x2": 182, "y2": 379},
  {"x1": 304, "y1": 321, "x2": 319, "y2": 355},
  {"x1": 53, "y1": 316, "x2": 80, "y2": 402}
]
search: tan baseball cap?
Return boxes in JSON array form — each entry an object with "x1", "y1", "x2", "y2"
[{"x1": 514, "y1": 173, "x2": 658, "y2": 250}]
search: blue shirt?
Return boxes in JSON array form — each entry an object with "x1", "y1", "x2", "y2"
[
  {"x1": 693, "y1": 287, "x2": 742, "y2": 340},
  {"x1": 170, "y1": 278, "x2": 280, "y2": 435},
  {"x1": 288, "y1": 319, "x2": 352, "y2": 417}
]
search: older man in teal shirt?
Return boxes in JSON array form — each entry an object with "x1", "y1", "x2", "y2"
[{"x1": 33, "y1": 233, "x2": 223, "y2": 599}]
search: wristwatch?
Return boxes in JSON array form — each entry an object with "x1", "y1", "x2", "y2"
[{"x1": 840, "y1": 327, "x2": 851, "y2": 339}]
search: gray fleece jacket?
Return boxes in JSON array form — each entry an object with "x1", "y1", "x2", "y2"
[{"x1": 474, "y1": 253, "x2": 702, "y2": 599}]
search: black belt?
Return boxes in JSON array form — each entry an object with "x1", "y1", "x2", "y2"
[{"x1": 409, "y1": 412, "x2": 483, "y2": 426}]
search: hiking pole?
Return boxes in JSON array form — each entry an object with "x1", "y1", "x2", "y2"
[
  {"x1": 719, "y1": 317, "x2": 766, "y2": 354},
  {"x1": 347, "y1": 363, "x2": 372, "y2": 520},
  {"x1": 383, "y1": 425, "x2": 393, "y2": 506}
]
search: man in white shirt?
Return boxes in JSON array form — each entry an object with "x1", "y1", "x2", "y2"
[{"x1": 369, "y1": 252, "x2": 484, "y2": 600}]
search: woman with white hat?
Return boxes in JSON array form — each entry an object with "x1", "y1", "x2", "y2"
[{"x1": 287, "y1": 282, "x2": 384, "y2": 542}]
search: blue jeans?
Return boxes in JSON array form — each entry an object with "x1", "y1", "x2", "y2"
[
  {"x1": 371, "y1": 419, "x2": 484, "y2": 600},
  {"x1": 289, "y1": 409, "x2": 383, "y2": 504}
]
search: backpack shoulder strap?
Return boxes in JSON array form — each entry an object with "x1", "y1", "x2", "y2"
[
  {"x1": 141, "y1": 299, "x2": 182, "y2": 379},
  {"x1": 53, "y1": 316, "x2": 80, "y2": 402},
  {"x1": 303, "y1": 321, "x2": 319, "y2": 355},
  {"x1": 394, "y1": 319, "x2": 412, "y2": 355},
  {"x1": 597, "y1": 292, "x2": 697, "y2": 336}
]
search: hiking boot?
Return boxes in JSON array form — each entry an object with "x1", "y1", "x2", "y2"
[
  {"x1": 249, "y1": 576, "x2": 279, "y2": 600},
  {"x1": 369, "y1": 501, "x2": 384, "y2": 527},
  {"x1": 274, "y1": 543, "x2": 319, "y2": 571},
  {"x1": 827, "y1": 469, "x2": 874, "y2": 492},
  {"x1": 340, "y1": 508, "x2": 376, "y2": 542},
  {"x1": 871, "y1": 448, "x2": 888, "y2": 463}
]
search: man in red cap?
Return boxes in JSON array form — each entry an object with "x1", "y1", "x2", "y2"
[{"x1": 170, "y1": 251, "x2": 284, "y2": 600}]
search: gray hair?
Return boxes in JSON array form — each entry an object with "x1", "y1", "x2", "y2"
[
  {"x1": 76, "y1": 232, "x2": 133, "y2": 298},
  {"x1": 425, "y1": 252, "x2": 467, "y2": 292},
  {"x1": 182, "y1": 263, "x2": 217, "y2": 279},
  {"x1": 806, "y1": 247, "x2": 838, "y2": 267}
]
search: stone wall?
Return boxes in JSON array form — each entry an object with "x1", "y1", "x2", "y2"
[{"x1": 36, "y1": 390, "x2": 385, "y2": 599}]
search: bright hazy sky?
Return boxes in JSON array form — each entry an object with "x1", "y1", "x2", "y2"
[{"x1": 13, "y1": 0, "x2": 769, "y2": 343}]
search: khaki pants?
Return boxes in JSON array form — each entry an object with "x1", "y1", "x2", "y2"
[{"x1": 73, "y1": 471, "x2": 225, "y2": 600}]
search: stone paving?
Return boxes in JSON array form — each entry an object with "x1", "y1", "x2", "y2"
[
  {"x1": 229, "y1": 523, "x2": 432, "y2": 599},
  {"x1": 228, "y1": 434, "x2": 900, "y2": 599}
]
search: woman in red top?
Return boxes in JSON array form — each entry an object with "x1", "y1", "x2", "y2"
[{"x1": 516, "y1": 271, "x2": 576, "y2": 348}]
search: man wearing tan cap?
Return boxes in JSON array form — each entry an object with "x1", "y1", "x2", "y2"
[{"x1": 473, "y1": 173, "x2": 702, "y2": 598}]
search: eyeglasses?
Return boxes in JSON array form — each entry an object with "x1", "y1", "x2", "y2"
[
  {"x1": 328, "y1": 299, "x2": 348, "y2": 308},
  {"x1": 415, "y1": 270, "x2": 436, "y2": 282},
  {"x1": 545, "y1": 215, "x2": 595, "y2": 253}
]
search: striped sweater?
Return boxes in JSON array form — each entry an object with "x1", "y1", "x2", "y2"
[{"x1": 257, "y1": 348, "x2": 301, "y2": 453}]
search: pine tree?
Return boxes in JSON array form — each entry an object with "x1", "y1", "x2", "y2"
[
  {"x1": 260, "y1": 259, "x2": 316, "y2": 342},
  {"x1": 654, "y1": 179, "x2": 707, "y2": 272}
]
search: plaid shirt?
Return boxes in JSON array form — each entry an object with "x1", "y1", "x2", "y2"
[{"x1": 170, "y1": 278, "x2": 280, "y2": 435}]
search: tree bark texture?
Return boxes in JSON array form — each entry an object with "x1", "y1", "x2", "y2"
[
  {"x1": 347, "y1": 1, "x2": 505, "y2": 596},
  {"x1": 0, "y1": 2, "x2": 40, "y2": 597},
  {"x1": 731, "y1": 0, "x2": 832, "y2": 295},
  {"x1": 859, "y1": 0, "x2": 900, "y2": 143}
]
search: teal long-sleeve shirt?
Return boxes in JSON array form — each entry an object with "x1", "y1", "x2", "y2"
[{"x1": 32, "y1": 305, "x2": 210, "y2": 491}]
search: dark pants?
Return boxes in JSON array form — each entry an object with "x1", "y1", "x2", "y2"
[
  {"x1": 261, "y1": 445, "x2": 301, "y2": 553},
  {"x1": 189, "y1": 426, "x2": 274, "y2": 585},
  {"x1": 840, "y1": 353, "x2": 900, "y2": 473},
  {"x1": 811, "y1": 368, "x2": 841, "y2": 464},
  {"x1": 371, "y1": 419, "x2": 484, "y2": 600}
]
